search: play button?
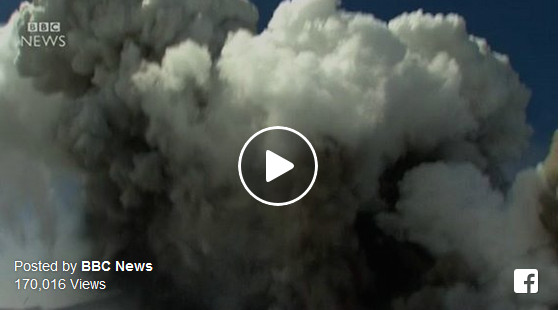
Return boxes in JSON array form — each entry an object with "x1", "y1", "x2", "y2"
[
  {"x1": 266, "y1": 150, "x2": 294, "y2": 182},
  {"x1": 238, "y1": 126, "x2": 318, "y2": 206}
]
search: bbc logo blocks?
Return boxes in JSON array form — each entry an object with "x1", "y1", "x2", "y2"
[{"x1": 27, "y1": 22, "x2": 60, "y2": 33}]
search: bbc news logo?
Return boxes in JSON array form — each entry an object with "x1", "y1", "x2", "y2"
[
  {"x1": 20, "y1": 22, "x2": 66, "y2": 48},
  {"x1": 514, "y1": 269, "x2": 538, "y2": 294}
]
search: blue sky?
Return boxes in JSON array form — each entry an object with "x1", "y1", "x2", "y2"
[{"x1": 1, "y1": 0, "x2": 557, "y2": 163}]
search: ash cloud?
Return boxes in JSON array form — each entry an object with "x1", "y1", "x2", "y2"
[{"x1": 0, "y1": 0, "x2": 555, "y2": 309}]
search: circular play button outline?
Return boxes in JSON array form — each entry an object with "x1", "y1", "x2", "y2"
[{"x1": 238, "y1": 126, "x2": 318, "y2": 206}]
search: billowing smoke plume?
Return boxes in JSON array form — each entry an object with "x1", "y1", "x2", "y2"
[{"x1": 0, "y1": 0, "x2": 555, "y2": 309}]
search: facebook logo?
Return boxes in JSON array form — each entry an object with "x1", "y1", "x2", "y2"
[{"x1": 514, "y1": 269, "x2": 538, "y2": 294}]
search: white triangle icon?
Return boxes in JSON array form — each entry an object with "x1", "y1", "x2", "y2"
[{"x1": 266, "y1": 150, "x2": 294, "y2": 182}]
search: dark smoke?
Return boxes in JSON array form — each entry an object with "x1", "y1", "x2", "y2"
[{"x1": 0, "y1": 0, "x2": 556, "y2": 309}]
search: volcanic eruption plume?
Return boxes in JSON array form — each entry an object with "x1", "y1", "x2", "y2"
[{"x1": 0, "y1": 0, "x2": 556, "y2": 309}]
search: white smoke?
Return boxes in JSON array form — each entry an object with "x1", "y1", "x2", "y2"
[
  {"x1": 0, "y1": 0, "x2": 555, "y2": 309},
  {"x1": 0, "y1": 11, "x2": 100, "y2": 308},
  {"x1": 379, "y1": 162, "x2": 557, "y2": 310}
]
